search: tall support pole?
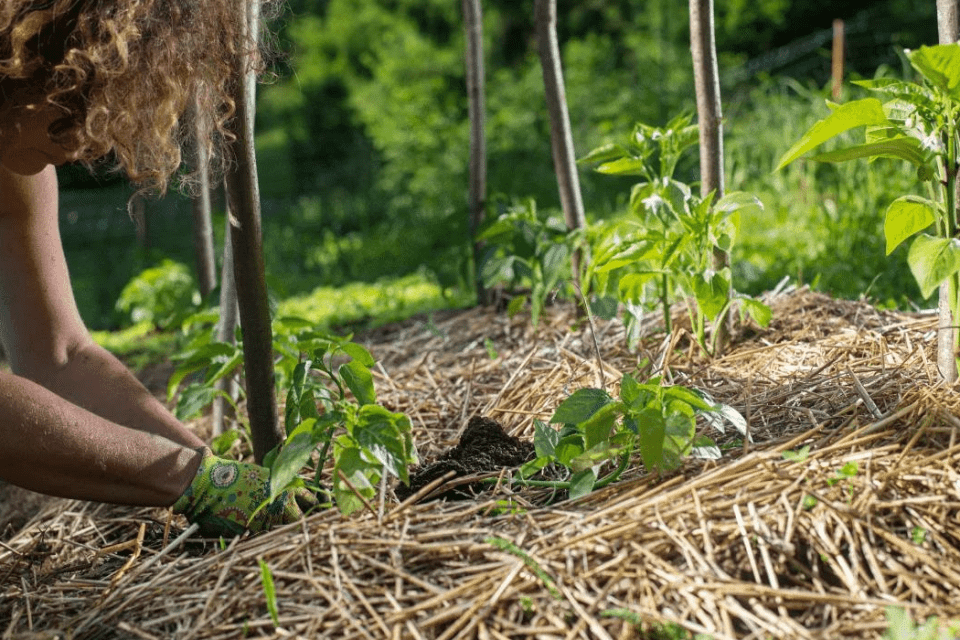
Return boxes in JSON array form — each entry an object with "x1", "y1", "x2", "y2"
[
  {"x1": 534, "y1": 0, "x2": 586, "y2": 286},
  {"x1": 191, "y1": 110, "x2": 217, "y2": 299},
  {"x1": 937, "y1": 0, "x2": 959, "y2": 384},
  {"x1": 462, "y1": 0, "x2": 488, "y2": 304},
  {"x1": 690, "y1": 0, "x2": 729, "y2": 348},
  {"x1": 225, "y1": 0, "x2": 283, "y2": 462}
]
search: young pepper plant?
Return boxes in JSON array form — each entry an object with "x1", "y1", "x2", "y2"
[
  {"x1": 519, "y1": 374, "x2": 746, "y2": 499},
  {"x1": 581, "y1": 116, "x2": 770, "y2": 352},
  {"x1": 477, "y1": 197, "x2": 574, "y2": 325},
  {"x1": 170, "y1": 315, "x2": 417, "y2": 516},
  {"x1": 776, "y1": 44, "x2": 960, "y2": 378}
]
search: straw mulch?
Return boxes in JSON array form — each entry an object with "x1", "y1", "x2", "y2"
[{"x1": 4, "y1": 286, "x2": 960, "y2": 639}]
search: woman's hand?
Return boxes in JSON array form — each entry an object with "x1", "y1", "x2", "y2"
[{"x1": 172, "y1": 449, "x2": 319, "y2": 537}]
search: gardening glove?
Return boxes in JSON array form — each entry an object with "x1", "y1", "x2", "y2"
[{"x1": 173, "y1": 448, "x2": 319, "y2": 537}]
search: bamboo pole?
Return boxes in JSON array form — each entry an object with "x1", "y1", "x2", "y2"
[
  {"x1": 224, "y1": 0, "x2": 283, "y2": 461},
  {"x1": 936, "y1": 0, "x2": 959, "y2": 384},
  {"x1": 462, "y1": 0, "x2": 488, "y2": 304},
  {"x1": 534, "y1": 0, "x2": 587, "y2": 286}
]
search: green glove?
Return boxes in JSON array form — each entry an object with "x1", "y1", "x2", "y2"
[{"x1": 173, "y1": 448, "x2": 318, "y2": 537}]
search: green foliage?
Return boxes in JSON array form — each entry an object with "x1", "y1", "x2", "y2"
[
  {"x1": 115, "y1": 260, "x2": 200, "y2": 330},
  {"x1": 169, "y1": 316, "x2": 417, "y2": 516},
  {"x1": 477, "y1": 198, "x2": 574, "y2": 324},
  {"x1": 779, "y1": 44, "x2": 960, "y2": 369},
  {"x1": 520, "y1": 375, "x2": 744, "y2": 498},
  {"x1": 258, "y1": 559, "x2": 280, "y2": 627},
  {"x1": 726, "y1": 79, "x2": 920, "y2": 306},
  {"x1": 582, "y1": 117, "x2": 770, "y2": 352},
  {"x1": 884, "y1": 607, "x2": 960, "y2": 640}
]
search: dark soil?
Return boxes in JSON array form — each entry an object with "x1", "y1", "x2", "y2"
[{"x1": 395, "y1": 416, "x2": 535, "y2": 502}]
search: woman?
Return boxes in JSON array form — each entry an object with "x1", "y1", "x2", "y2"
[{"x1": 0, "y1": 0, "x2": 313, "y2": 536}]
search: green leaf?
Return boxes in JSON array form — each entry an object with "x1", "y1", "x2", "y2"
[
  {"x1": 636, "y1": 408, "x2": 666, "y2": 471},
  {"x1": 341, "y1": 342, "x2": 376, "y2": 368},
  {"x1": 353, "y1": 405, "x2": 415, "y2": 484},
  {"x1": 551, "y1": 388, "x2": 616, "y2": 425},
  {"x1": 259, "y1": 559, "x2": 280, "y2": 627},
  {"x1": 617, "y1": 272, "x2": 659, "y2": 303},
  {"x1": 568, "y1": 468, "x2": 597, "y2": 500},
  {"x1": 775, "y1": 98, "x2": 889, "y2": 171},
  {"x1": 284, "y1": 360, "x2": 313, "y2": 432},
  {"x1": 520, "y1": 456, "x2": 550, "y2": 479},
  {"x1": 580, "y1": 403, "x2": 620, "y2": 450},
  {"x1": 506, "y1": 294, "x2": 527, "y2": 317},
  {"x1": 579, "y1": 142, "x2": 627, "y2": 165},
  {"x1": 570, "y1": 441, "x2": 623, "y2": 472},
  {"x1": 782, "y1": 445, "x2": 811, "y2": 462},
  {"x1": 909, "y1": 44, "x2": 960, "y2": 99},
  {"x1": 332, "y1": 445, "x2": 378, "y2": 516},
  {"x1": 534, "y1": 420, "x2": 560, "y2": 458},
  {"x1": 554, "y1": 435, "x2": 585, "y2": 467},
  {"x1": 210, "y1": 428, "x2": 241, "y2": 456},
  {"x1": 619, "y1": 373, "x2": 641, "y2": 408},
  {"x1": 661, "y1": 385, "x2": 717, "y2": 413},
  {"x1": 265, "y1": 429, "x2": 317, "y2": 508},
  {"x1": 339, "y1": 360, "x2": 376, "y2": 406},
  {"x1": 541, "y1": 242, "x2": 570, "y2": 288},
  {"x1": 811, "y1": 136, "x2": 926, "y2": 166},
  {"x1": 885, "y1": 195, "x2": 937, "y2": 255},
  {"x1": 691, "y1": 271, "x2": 730, "y2": 320},
  {"x1": 595, "y1": 157, "x2": 648, "y2": 176},
  {"x1": 907, "y1": 234, "x2": 960, "y2": 298},
  {"x1": 738, "y1": 296, "x2": 772, "y2": 327},
  {"x1": 174, "y1": 384, "x2": 225, "y2": 421},
  {"x1": 713, "y1": 191, "x2": 763, "y2": 216}
]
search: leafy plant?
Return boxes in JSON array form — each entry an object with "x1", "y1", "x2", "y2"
[
  {"x1": 169, "y1": 315, "x2": 417, "y2": 516},
  {"x1": 115, "y1": 259, "x2": 200, "y2": 330},
  {"x1": 477, "y1": 197, "x2": 574, "y2": 324},
  {"x1": 581, "y1": 115, "x2": 770, "y2": 352},
  {"x1": 519, "y1": 374, "x2": 745, "y2": 499},
  {"x1": 884, "y1": 606, "x2": 960, "y2": 640},
  {"x1": 777, "y1": 43, "x2": 960, "y2": 375}
]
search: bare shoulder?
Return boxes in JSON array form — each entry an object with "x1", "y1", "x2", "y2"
[{"x1": 0, "y1": 165, "x2": 58, "y2": 224}]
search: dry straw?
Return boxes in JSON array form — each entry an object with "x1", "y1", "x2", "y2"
[{"x1": 3, "y1": 287, "x2": 960, "y2": 639}]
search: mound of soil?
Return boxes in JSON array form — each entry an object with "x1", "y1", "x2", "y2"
[{"x1": 395, "y1": 416, "x2": 535, "y2": 501}]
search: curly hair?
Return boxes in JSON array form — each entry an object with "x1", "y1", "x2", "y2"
[{"x1": 0, "y1": 0, "x2": 276, "y2": 192}]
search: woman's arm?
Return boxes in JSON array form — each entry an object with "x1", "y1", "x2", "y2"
[
  {"x1": 0, "y1": 165, "x2": 204, "y2": 449},
  {"x1": 0, "y1": 164, "x2": 202, "y2": 504},
  {"x1": 0, "y1": 368, "x2": 200, "y2": 505}
]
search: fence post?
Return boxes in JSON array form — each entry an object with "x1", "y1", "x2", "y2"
[{"x1": 831, "y1": 20, "x2": 845, "y2": 100}]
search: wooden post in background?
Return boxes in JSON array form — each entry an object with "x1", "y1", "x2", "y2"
[
  {"x1": 534, "y1": 0, "x2": 586, "y2": 286},
  {"x1": 462, "y1": 0, "x2": 488, "y2": 304},
  {"x1": 831, "y1": 19, "x2": 845, "y2": 100}
]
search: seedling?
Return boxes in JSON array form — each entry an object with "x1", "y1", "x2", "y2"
[
  {"x1": 581, "y1": 116, "x2": 770, "y2": 352},
  {"x1": 519, "y1": 374, "x2": 745, "y2": 498},
  {"x1": 170, "y1": 315, "x2": 417, "y2": 516}
]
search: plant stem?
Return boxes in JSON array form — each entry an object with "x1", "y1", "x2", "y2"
[{"x1": 661, "y1": 274, "x2": 672, "y2": 334}]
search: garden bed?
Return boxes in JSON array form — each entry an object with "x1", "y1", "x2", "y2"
[{"x1": 3, "y1": 286, "x2": 960, "y2": 639}]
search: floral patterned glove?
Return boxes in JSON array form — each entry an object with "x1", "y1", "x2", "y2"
[{"x1": 173, "y1": 448, "x2": 318, "y2": 537}]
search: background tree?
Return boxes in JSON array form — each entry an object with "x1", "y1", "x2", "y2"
[
  {"x1": 936, "y1": 0, "x2": 959, "y2": 383},
  {"x1": 225, "y1": 0, "x2": 283, "y2": 462},
  {"x1": 534, "y1": 0, "x2": 586, "y2": 283}
]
